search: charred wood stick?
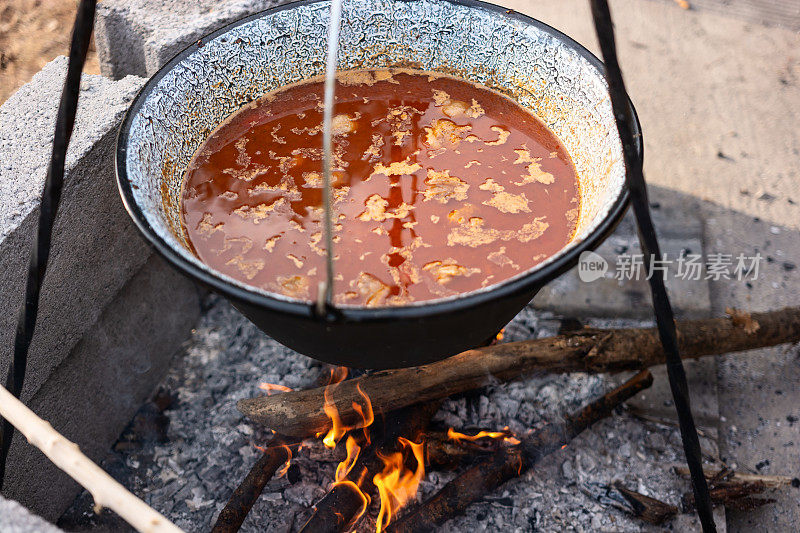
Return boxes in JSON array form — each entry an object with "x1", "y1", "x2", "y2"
[
  {"x1": 211, "y1": 442, "x2": 294, "y2": 533},
  {"x1": 299, "y1": 402, "x2": 440, "y2": 533},
  {"x1": 585, "y1": 476, "x2": 780, "y2": 526},
  {"x1": 682, "y1": 482, "x2": 776, "y2": 512},
  {"x1": 212, "y1": 366, "x2": 346, "y2": 533},
  {"x1": 238, "y1": 307, "x2": 800, "y2": 437},
  {"x1": 386, "y1": 371, "x2": 653, "y2": 533},
  {"x1": 581, "y1": 481, "x2": 679, "y2": 525},
  {"x1": 672, "y1": 466, "x2": 797, "y2": 488},
  {"x1": 300, "y1": 479, "x2": 370, "y2": 533},
  {"x1": 676, "y1": 465, "x2": 784, "y2": 512},
  {"x1": 424, "y1": 431, "x2": 505, "y2": 470},
  {"x1": 608, "y1": 481, "x2": 679, "y2": 525},
  {"x1": 425, "y1": 438, "x2": 479, "y2": 470}
]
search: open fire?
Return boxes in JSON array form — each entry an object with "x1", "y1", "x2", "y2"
[
  {"x1": 51, "y1": 303, "x2": 797, "y2": 532},
  {"x1": 257, "y1": 366, "x2": 520, "y2": 531},
  {"x1": 246, "y1": 365, "x2": 655, "y2": 533},
  {"x1": 312, "y1": 368, "x2": 428, "y2": 531},
  {"x1": 373, "y1": 438, "x2": 425, "y2": 532},
  {"x1": 157, "y1": 305, "x2": 796, "y2": 533},
  {"x1": 258, "y1": 367, "x2": 547, "y2": 531}
]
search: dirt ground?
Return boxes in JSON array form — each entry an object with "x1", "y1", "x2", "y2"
[{"x1": 0, "y1": 0, "x2": 99, "y2": 105}]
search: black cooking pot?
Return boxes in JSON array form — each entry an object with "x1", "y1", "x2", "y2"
[{"x1": 116, "y1": 0, "x2": 639, "y2": 369}]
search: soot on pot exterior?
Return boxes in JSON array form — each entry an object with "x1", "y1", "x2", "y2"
[{"x1": 116, "y1": 0, "x2": 640, "y2": 369}]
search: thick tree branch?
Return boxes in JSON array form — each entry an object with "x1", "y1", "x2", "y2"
[{"x1": 239, "y1": 308, "x2": 800, "y2": 437}]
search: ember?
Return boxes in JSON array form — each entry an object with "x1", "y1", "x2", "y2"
[
  {"x1": 446, "y1": 427, "x2": 508, "y2": 442},
  {"x1": 258, "y1": 383, "x2": 294, "y2": 394}
]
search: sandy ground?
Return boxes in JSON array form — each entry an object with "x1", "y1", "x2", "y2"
[{"x1": 0, "y1": 0, "x2": 99, "y2": 105}]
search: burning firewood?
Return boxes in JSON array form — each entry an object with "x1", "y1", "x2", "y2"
[
  {"x1": 423, "y1": 428, "x2": 519, "y2": 470},
  {"x1": 299, "y1": 402, "x2": 440, "y2": 533},
  {"x1": 384, "y1": 371, "x2": 654, "y2": 532},
  {"x1": 238, "y1": 307, "x2": 800, "y2": 437},
  {"x1": 212, "y1": 367, "x2": 351, "y2": 533},
  {"x1": 211, "y1": 439, "x2": 296, "y2": 533}
]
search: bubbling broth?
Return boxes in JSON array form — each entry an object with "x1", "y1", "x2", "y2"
[{"x1": 181, "y1": 69, "x2": 580, "y2": 306}]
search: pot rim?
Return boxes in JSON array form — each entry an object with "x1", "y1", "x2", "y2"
[{"x1": 115, "y1": 0, "x2": 639, "y2": 322}]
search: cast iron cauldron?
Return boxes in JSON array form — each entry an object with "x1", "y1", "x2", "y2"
[{"x1": 116, "y1": 0, "x2": 640, "y2": 369}]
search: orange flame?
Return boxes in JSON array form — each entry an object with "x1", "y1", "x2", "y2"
[
  {"x1": 322, "y1": 370, "x2": 375, "y2": 449},
  {"x1": 495, "y1": 328, "x2": 505, "y2": 342},
  {"x1": 352, "y1": 383, "x2": 375, "y2": 444},
  {"x1": 252, "y1": 443, "x2": 293, "y2": 477},
  {"x1": 318, "y1": 367, "x2": 372, "y2": 529},
  {"x1": 329, "y1": 366, "x2": 349, "y2": 384},
  {"x1": 373, "y1": 437, "x2": 426, "y2": 532},
  {"x1": 322, "y1": 367, "x2": 350, "y2": 448},
  {"x1": 335, "y1": 436, "x2": 361, "y2": 482},
  {"x1": 258, "y1": 382, "x2": 293, "y2": 394},
  {"x1": 447, "y1": 427, "x2": 508, "y2": 442},
  {"x1": 329, "y1": 437, "x2": 370, "y2": 526},
  {"x1": 276, "y1": 444, "x2": 292, "y2": 478},
  {"x1": 332, "y1": 480, "x2": 370, "y2": 525}
]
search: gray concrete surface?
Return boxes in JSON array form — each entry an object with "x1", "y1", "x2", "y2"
[
  {"x1": 655, "y1": 0, "x2": 800, "y2": 31},
  {"x1": 705, "y1": 209, "x2": 800, "y2": 531},
  {"x1": 95, "y1": 0, "x2": 280, "y2": 79},
  {"x1": 2, "y1": 255, "x2": 201, "y2": 521},
  {"x1": 0, "y1": 495, "x2": 63, "y2": 533},
  {"x1": 0, "y1": 57, "x2": 149, "y2": 403}
]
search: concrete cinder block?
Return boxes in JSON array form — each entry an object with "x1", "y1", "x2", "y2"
[
  {"x1": 0, "y1": 57, "x2": 150, "y2": 403},
  {"x1": 2, "y1": 255, "x2": 201, "y2": 521},
  {"x1": 0, "y1": 495, "x2": 63, "y2": 533},
  {"x1": 0, "y1": 56, "x2": 204, "y2": 523},
  {"x1": 96, "y1": 0, "x2": 281, "y2": 79}
]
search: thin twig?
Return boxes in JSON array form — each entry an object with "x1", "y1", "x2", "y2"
[
  {"x1": 0, "y1": 385, "x2": 182, "y2": 533},
  {"x1": 673, "y1": 466, "x2": 797, "y2": 489}
]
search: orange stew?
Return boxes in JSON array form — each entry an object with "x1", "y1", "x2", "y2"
[{"x1": 181, "y1": 69, "x2": 580, "y2": 306}]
